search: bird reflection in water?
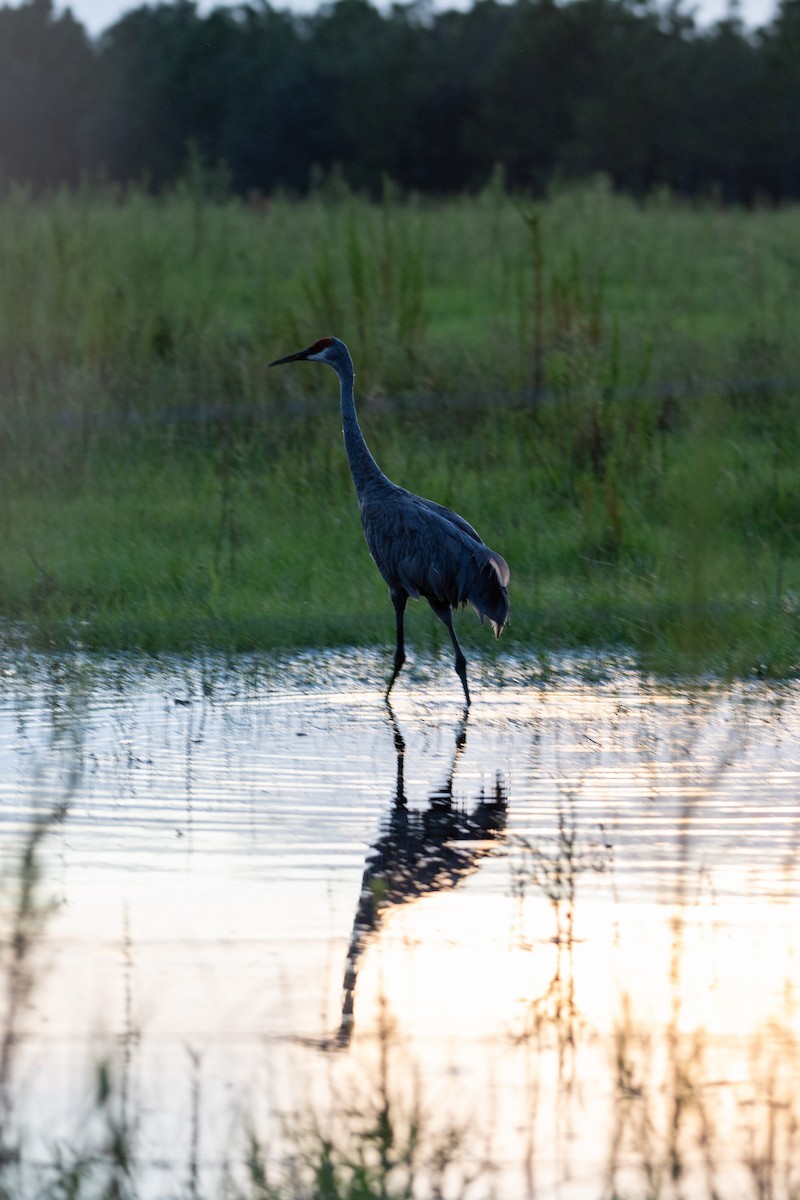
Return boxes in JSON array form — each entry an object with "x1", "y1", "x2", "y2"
[{"x1": 337, "y1": 703, "x2": 507, "y2": 1046}]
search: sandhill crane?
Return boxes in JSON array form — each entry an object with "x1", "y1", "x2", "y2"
[{"x1": 269, "y1": 337, "x2": 510, "y2": 704}]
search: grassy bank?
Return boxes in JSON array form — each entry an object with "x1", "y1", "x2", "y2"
[{"x1": 1, "y1": 177, "x2": 798, "y2": 675}]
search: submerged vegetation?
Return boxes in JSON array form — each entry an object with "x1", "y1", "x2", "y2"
[{"x1": 0, "y1": 179, "x2": 799, "y2": 676}]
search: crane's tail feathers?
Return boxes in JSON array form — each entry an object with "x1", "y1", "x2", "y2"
[
  {"x1": 469, "y1": 550, "x2": 510, "y2": 640},
  {"x1": 489, "y1": 553, "x2": 510, "y2": 588},
  {"x1": 490, "y1": 610, "x2": 510, "y2": 639}
]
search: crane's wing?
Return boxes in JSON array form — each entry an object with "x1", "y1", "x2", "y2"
[
  {"x1": 410, "y1": 492, "x2": 510, "y2": 587},
  {"x1": 408, "y1": 492, "x2": 482, "y2": 543},
  {"x1": 361, "y1": 490, "x2": 510, "y2": 638}
]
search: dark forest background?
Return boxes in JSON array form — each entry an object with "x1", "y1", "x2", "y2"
[{"x1": 1, "y1": 0, "x2": 798, "y2": 200}]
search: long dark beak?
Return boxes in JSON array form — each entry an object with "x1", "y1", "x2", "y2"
[{"x1": 268, "y1": 347, "x2": 310, "y2": 367}]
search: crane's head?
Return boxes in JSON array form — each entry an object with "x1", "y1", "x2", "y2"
[{"x1": 268, "y1": 337, "x2": 351, "y2": 372}]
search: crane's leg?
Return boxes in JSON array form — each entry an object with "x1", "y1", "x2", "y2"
[
  {"x1": 386, "y1": 590, "x2": 408, "y2": 699},
  {"x1": 431, "y1": 604, "x2": 471, "y2": 706}
]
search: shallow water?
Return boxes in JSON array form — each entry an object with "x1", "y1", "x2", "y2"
[{"x1": 0, "y1": 650, "x2": 799, "y2": 1197}]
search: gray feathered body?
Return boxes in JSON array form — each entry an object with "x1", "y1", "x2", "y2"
[
  {"x1": 359, "y1": 476, "x2": 510, "y2": 637},
  {"x1": 268, "y1": 335, "x2": 509, "y2": 702},
  {"x1": 323, "y1": 334, "x2": 509, "y2": 638}
]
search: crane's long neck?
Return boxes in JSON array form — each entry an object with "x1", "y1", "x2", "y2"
[{"x1": 336, "y1": 358, "x2": 385, "y2": 496}]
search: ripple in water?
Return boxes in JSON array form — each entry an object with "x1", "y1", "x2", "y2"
[{"x1": 0, "y1": 649, "x2": 798, "y2": 1197}]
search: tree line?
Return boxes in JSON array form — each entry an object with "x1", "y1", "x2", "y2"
[{"x1": 1, "y1": 0, "x2": 799, "y2": 200}]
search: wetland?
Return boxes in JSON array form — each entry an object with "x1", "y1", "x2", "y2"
[{"x1": 2, "y1": 183, "x2": 800, "y2": 1196}]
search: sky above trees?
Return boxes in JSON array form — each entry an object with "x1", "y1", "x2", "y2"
[{"x1": 2, "y1": 0, "x2": 781, "y2": 37}]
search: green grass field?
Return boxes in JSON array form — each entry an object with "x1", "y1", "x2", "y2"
[{"x1": 1, "y1": 176, "x2": 799, "y2": 676}]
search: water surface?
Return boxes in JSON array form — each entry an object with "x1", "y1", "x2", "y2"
[{"x1": 0, "y1": 650, "x2": 798, "y2": 1197}]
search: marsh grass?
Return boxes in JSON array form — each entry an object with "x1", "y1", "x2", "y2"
[
  {"x1": 509, "y1": 785, "x2": 800, "y2": 1200},
  {"x1": 1, "y1": 178, "x2": 799, "y2": 675},
  {"x1": 0, "y1": 791, "x2": 74, "y2": 1185}
]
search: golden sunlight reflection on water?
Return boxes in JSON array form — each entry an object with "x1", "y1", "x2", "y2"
[{"x1": 0, "y1": 650, "x2": 798, "y2": 1197}]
